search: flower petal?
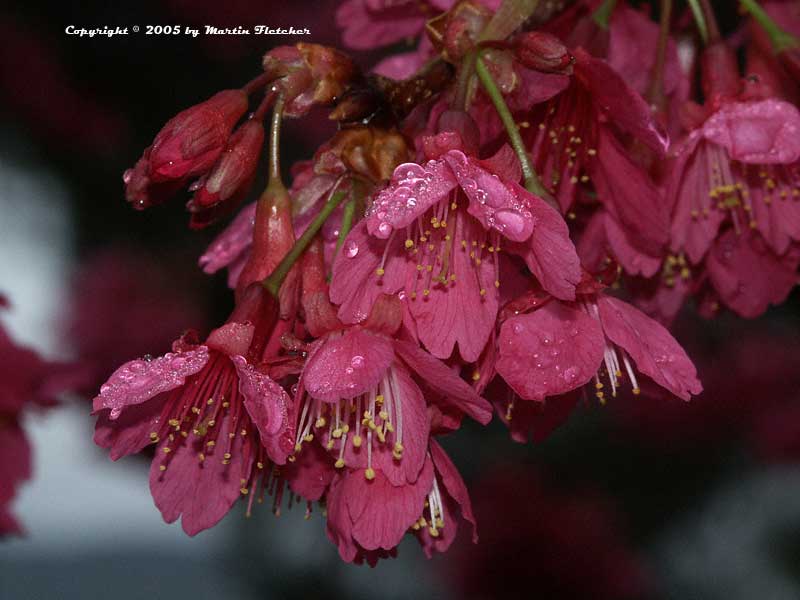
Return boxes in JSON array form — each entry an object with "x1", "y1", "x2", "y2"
[
  {"x1": 345, "y1": 456, "x2": 434, "y2": 551},
  {"x1": 394, "y1": 339, "x2": 493, "y2": 425},
  {"x1": 509, "y1": 186, "x2": 581, "y2": 300},
  {"x1": 233, "y1": 355, "x2": 293, "y2": 465},
  {"x1": 198, "y1": 202, "x2": 255, "y2": 278},
  {"x1": 330, "y1": 220, "x2": 408, "y2": 324},
  {"x1": 302, "y1": 329, "x2": 394, "y2": 402},
  {"x1": 443, "y1": 150, "x2": 535, "y2": 242},
  {"x1": 497, "y1": 303, "x2": 604, "y2": 401},
  {"x1": 366, "y1": 159, "x2": 458, "y2": 239},
  {"x1": 149, "y1": 412, "x2": 244, "y2": 536},
  {"x1": 597, "y1": 295, "x2": 702, "y2": 400},
  {"x1": 430, "y1": 439, "x2": 477, "y2": 544},
  {"x1": 701, "y1": 99, "x2": 800, "y2": 164},
  {"x1": 94, "y1": 398, "x2": 164, "y2": 460},
  {"x1": 92, "y1": 347, "x2": 210, "y2": 419}
]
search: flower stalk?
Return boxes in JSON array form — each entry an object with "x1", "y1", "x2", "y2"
[
  {"x1": 686, "y1": 0, "x2": 709, "y2": 44},
  {"x1": 740, "y1": 0, "x2": 800, "y2": 53},
  {"x1": 474, "y1": 55, "x2": 556, "y2": 208},
  {"x1": 591, "y1": 0, "x2": 618, "y2": 30}
]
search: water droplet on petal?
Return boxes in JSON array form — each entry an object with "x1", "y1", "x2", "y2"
[
  {"x1": 351, "y1": 356, "x2": 364, "y2": 369},
  {"x1": 495, "y1": 209, "x2": 528, "y2": 237},
  {"x1": 378, "y1": 222, "x2": 393, "y2": 237},
  {"x1": 345, "y1": 240, "x2": 359, "y2": 258},
  {"x1": 122, "y1": 169, "x2": 133, "y2": 184}
]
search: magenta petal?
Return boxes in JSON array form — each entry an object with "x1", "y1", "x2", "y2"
[
  {"x1": 430, "y1": 439, "x2": 477, "y2": 543},
  {"x1": 575, "y1": 49, "x2": 669, "y2": 155},
  {"x1": 149, "y1": 415, "x2": 244, "y2": 536},
  {"x1": 325, "y1": 474, "x2": 359, "y2": 562},
  {"x1": 510, "y1": 187, "x2": 581, "y2": 300},
  {"x1": 372, "y1": 366, "x2": 429, "y2": 485},
  {"x1": 366, "y1": 159, "x2": 458, "y2": 239},
  {"x1": 93, "y1": 348, "x2": 210, "y2": 419},
  {"x1": 604, "y1": 214, "x2": 662, "y2": 278},
  {"x1": 497, "y1": 303, "x2": 604, "y2": 401},
  {"x1": 593, "y1": 128, "x2": 669, "y2": 257},
  {"x1": 345, "y1": 457, "x2": 434, "y2": 551},
  {"x1": 597, "y1": 296, "x2": 702, "y2": 400},
  {"x1": 233, "y1": 356, "x2": 292, "y2": 465},
  {"x1": 205, "y1": 322, "x2": 254, "y2": 357},
  {"x1": 285, "y1": 442, "x2": 335, "y2": 502},
  {"x1": 407, "y1": 214, "x2": 498, "y2": 362},
  {"x1": 94, "y1": 398, "x2": 164, "y2": 460},
  {"x1": 302, "y1": 329, "x2": 394, "y2": 402},
  {"x1": 394, "y1": 339, "x2": 493, "y2": 425},
  {"x1": 701, "y1": 100, "x2": 800, "y2": 164},
  {"x1": 706, "y1": 230, "x2": 800, "y2": 318},
  {"x1": 330, "y1": 220, "x2": 407, "y2": 323},
  {"x1": 198, "y1": 202, "x2": 255, "y2": 277},
  {"x1": 443, "y1": 151, "x2": 535, "y2": 242}
]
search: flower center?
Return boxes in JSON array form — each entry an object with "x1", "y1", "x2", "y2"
[
  {"x1": 376, "y1": 197, "x2": 502, "y2": 300},
  {"x1": 148, "y1": 352, "x2": 275, "y2": 515},
  {"x1": 294, "y1": 368, "x2": 405, "y2": 480},
  {"x1": 412, "y1": 474, "x2": 445, "y2": 538}
]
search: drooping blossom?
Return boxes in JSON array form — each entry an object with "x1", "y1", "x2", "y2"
[
  {"x1": 494, "y1": 275, "x2": 702, "y2": 428},
  {"x1": 666, "y1": 47, "x2": 800, "y2": 317},
  {"x1": 93, "y1": 286, "x2": 294, "y2": 535},
  {"x1": 518, "y1": 46, "x2": 671, "y2": 278},
  {"x1": 330, "y1": 128, "x2": 581, "y2": 362},
  {"x1": 290, "y1": 278, "x2": 489, "y2": 562}
]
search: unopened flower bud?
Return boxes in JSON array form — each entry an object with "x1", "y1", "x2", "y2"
[
  {"x1": 190, "y1": 120, "x2": 265, "y2": 213},
  {"x1": 149, "y1": 89, "x2": 249, "y2": 182},
  {"x1": 515, "y1": 32, "x2": 573, "y2": 74}
]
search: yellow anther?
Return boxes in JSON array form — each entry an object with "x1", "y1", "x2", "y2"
[
  {"x1": 479, "y1": 288, "x2": 487, "y2": 296},
  {"x1": 315, "y1": 417, "x2": 326, "y2": 428},
  {"x1": 222, "y1": 402, "x2": 230, "y2": 409},
  {"x1": 257, "y1": 462, "x2": 264, "y2": 469},
  {"x1": 364, "y1": 467, "x2": 376, "y2": 480},
  {"x1": 159, "y1": 465, "x2": 167, "y2": 472},
  {"x1": 168, "y1": 419, "x2": 180, "y2": 428},
  {"x1": 162, "y1": 447, "x2": 171, "y2": 454},
  {"x1": 207, "y1": 398, "x2": 214, "y2": 405},
  {"x1": 405, "y1": 239, "x2": 414, "y2": 249},
  {"x1": 632, "y1": 387, "x2": 641, "y2": 395},
  {"x1": 472, "y1": 371, "x2": 481, "y2": 381},
  {"x1": 379, "y1": 410, "x2": 389, "y2": 421},
  {"x1": 423, "y1": 289, "x2": 431, "y2": 297},
  {"x1": 198, "y1": 453, "x2": 205, "y2": 462},
  {"x1": 191, "y1": 407, "x2": 201, "y2": 414},
  {"x1": 352, "y1": 435, "x2": 362, "y2": 448},
  {"x1": 303, "y1": 433, "x2": 314, "y2": 442},
  {"x1": 332, "y1": 428, "x2": 343, "y2": 439},
  {"x1": 223, "y1": 452, "x2": 232, "y2": 460},
  {"x1": 335, "y1": 458, "x2": 345, "y2": 469},
  {"x1": 375, "y1": 268, "x2": 385, "y2": 276}
]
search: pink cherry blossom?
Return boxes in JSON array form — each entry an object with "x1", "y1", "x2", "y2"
[
  {"x1": 93, "y1": 314, "x2": 293, "y2": 535},
  {"x1": 330, "y1": 145, "x2": 581, "y2": 362}
]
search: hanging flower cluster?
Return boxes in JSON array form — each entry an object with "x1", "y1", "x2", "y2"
[{"x1": 90, "y1": 0, "x2": 800, "y2": 564}]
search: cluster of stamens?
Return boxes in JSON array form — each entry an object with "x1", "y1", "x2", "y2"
[
  {"x1": 375, "y1": 195, "x2": 502, "y2": 300},
  {"x1": 581, "y1": 300, "x2": 641, "y2": 403},
  {"x1": 411, "y1": 475, "x2": 445, "y2": 538},
  {"x1": 148, "y1": 353, "x2": 276, "y2": 515},
  {"x1": 294, "y1": 369, "x2": 405, "y2": 480}
]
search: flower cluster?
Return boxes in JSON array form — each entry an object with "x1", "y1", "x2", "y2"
[{"x1": 91, "y1": 0, "x2": 800, "y2": 564}]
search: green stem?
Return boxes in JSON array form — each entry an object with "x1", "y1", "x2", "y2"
[
  {"x1": 454, "y1": 49, "x2": 478, "y2": 110},
  {"x1": 686, "y1": 0, "x2": 709, "y2": 45},
  {"x1": 334, "y1": 194, "x2": 357, "y2": 258},
  {"x1": 268, "y1": 94, "x2": 284, "y2": 182},
  {"x1": 591, "y1": 0, "x2": 618, "y2": 30},
  {"x1": 699, "y1": 0, "x2": 721, "y2": 42},
  {"x1": 475, "y1": 55, "x2": 555, "y2": 207},
  {"x1": 263, "y1": 189, "x2": 348, "y2": 297},
  {"x1": 740, "y1": 0, "x2": 800, "y2": 52}
]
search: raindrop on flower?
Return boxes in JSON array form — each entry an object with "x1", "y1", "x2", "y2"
[{"x1": 345, "y1": 240, "x2": 359, "y2": 258}]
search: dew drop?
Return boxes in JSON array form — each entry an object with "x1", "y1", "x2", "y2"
[
  {"x1": 378, "y1": 222, "x2": 393, "y2": 237},
  {"x1": 345, "y1": 240, "x2": 359, "y2": 259},
  {"x1": 495, "y1": 209, "x2": 528, "y2": 237},
  {"x1": 351, "y1": 355, "x2": 365, "y2": 369}
]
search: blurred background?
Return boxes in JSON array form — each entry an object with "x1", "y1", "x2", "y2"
[{"x1": 1, "y1": 1, "x2": 800, "y2": 599}]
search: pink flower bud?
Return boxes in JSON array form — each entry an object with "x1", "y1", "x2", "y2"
[
  {"x1": 149, "y1": 89, "x2": 248, "y2": 182},
  {"x1": 191, "y1": 120, "x2": 265, "y2": 211},
  {"x1": 515, "y1": 32, "x2": 573, "y2": 74}
]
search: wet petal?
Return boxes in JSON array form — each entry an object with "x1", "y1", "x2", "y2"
[
  {"x1": 497, "y1": 303, "x2": 604, "y2": 401},
  {"x1": 198, "y1": 202, "x2": 255, "y2": 277},
  {"x1": 702, "y1": 99, "x2": 800, "y2": 164},
  {"x1": 94, "y1": 398, "x2": 164, "y2": 461},
  {"x1": 366, "y1": 159, "x2": 458, "y2": 239},
  {"x1": 302, "y1": 329, "x2": 394, "y2": 402},
  {"x1": 92, "y1": 347, "x2": 210, "y2": 419},
  {"x1": 233, "y1": 356, "x2": 293, "y2": 465}
]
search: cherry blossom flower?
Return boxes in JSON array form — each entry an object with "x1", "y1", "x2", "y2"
[
  {"x1": 330, "y1": 137, "x2": 581, "y2": 362},
  {"x1": 93, "y1": 287, "x2": 294, "y2": 535}
]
